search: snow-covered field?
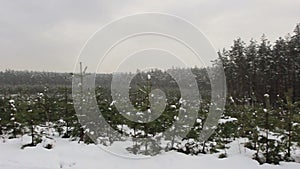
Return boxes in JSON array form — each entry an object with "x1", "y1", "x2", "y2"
[{"x1": 0, "y1": 136, "x2": 300, "y2": 169}]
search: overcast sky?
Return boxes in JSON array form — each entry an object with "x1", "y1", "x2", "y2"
[{"x1": 0, "y1": 0, "x2": 299, "y2": 72}]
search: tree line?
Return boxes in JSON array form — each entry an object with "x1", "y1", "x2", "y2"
[{"x1": 0, "y1": 23, "x2": 299, "y2": 164}]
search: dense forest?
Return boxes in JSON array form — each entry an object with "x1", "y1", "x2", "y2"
[{"x1": 0, "y1": 23, "x2": 299, "y2": 165}]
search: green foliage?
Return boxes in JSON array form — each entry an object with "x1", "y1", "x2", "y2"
[
  {"x1": 0, "y1": 22, "x2": 300, "y2": 164},
  {"x1": 218, "y1": 153, "x2": 227, "y2": 159}
]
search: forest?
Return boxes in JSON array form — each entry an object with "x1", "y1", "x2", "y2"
[{"x1": 0, "y1": 23, "x2": 299, "y2": 165}]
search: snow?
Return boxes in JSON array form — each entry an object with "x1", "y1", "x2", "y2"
[
  {"x1": 110, "y1": 101, "x2": 116, "y2": 106},
  {"x1": 170, "y1": 105, "x2": 176, "y2": 109},
  {"x1": 9, "y1": 99, "x2": 15, "y2": 104},
  {"x1": 196, "y1": 118, "x2": 202, "y2": 123},
  {"x1": 0, "y1": 136, "x2": 299, "y2": 169},
  {"x1": 174, "y1": 116, "x2": 179, "y2": 120},
  {"x1": 229, "y1": 96, "x2": 234, "y2": 103},
  {"x1": 218, "y1": 117, "x2": 237, "y2": 124}
]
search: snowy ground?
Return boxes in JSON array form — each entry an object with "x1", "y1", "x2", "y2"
[{"x1": 0, "y1": 136, "x2": 300, "y2": 169}]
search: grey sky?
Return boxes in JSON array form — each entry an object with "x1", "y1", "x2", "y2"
[{"x1": 0, "y1": 0, "x2": 299, "y2": 72}]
